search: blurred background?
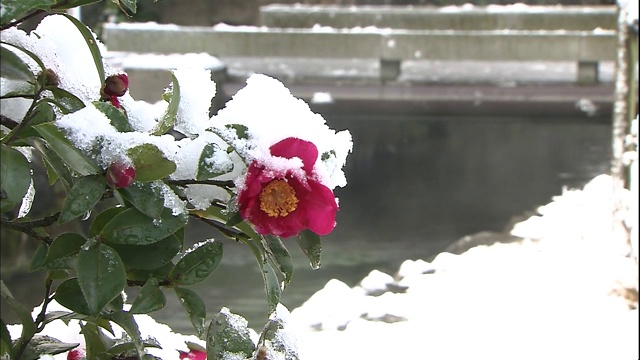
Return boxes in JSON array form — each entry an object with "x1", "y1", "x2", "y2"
[{"x1": 2, "y1": 0, "x2": 624, "y2": 335}]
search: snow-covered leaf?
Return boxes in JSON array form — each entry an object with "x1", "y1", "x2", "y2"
[
  {"x1": 93, "y1": 101, "x2": 133, "y2": 132},
  {"x1": 206, "y1": 307, "x2": 255, "y2": 359},
  {"x1": 196, "y1": 142, "x2": 233, "y2": 180}
]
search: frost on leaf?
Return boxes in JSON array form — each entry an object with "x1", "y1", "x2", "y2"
[{"x1": 206, "y1": 307, "x2": 255, "y2": 360}]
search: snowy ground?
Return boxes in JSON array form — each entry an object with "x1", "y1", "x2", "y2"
[{"x1": 286, "y1": 174, "x2": 639, "y2": 360}]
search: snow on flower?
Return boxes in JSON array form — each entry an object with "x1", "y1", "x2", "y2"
[
  {"x1": 237, "y1": 137, "x2": 339, "y2": 237},
  {"x1": 210, "y1": 74, "x2": 352, "y2": 237},
  {"x1": 213, "y1": 74, "x2": 353, "y2": 191}
]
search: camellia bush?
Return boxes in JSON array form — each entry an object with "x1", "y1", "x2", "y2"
[{"x1": 0, "y1": 0, "x2": 352, "y2": 359}]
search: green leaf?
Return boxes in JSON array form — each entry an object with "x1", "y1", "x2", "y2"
[
  {"x1": 152, "y1": 71, "x2": 180, "y2": 135},
  {"x1": 116, "y1": 181, "x2": 164, "y2": 219},
  {"x1": 77, "y1": 241, "x2": 126, "y2": 314},
  {"x1": 33, "y1": 123, "x2": 100, "y2": 176},
  {"x1": 206, "y1": 308, "x2": 255, "y2": 359},
  {"x1": 100, "y1": 207, "x2": 187, "y2": 245},
  {"x1": 0, "y1": 144, "x2": 31, "y2": 213},
  {"x1": 103, "y1": 311, "x2": 145, "y2": 359},
  {"x1": 126, "y1": 262, "x2": 173, "y2": 283},
  {"x1": 1, "y1": 280, "x2": 36, "y2": 340},
  {"x1": 60, "y1": 13, "x2": 105, "y2": 87},
  {"x1": 174, "y1": 287, "x2": 207, "y2": 338},
  {"x1": 261, "y1": 261, "x2": 281, "y2": 315},
  {"x1": 119, "y1": 0, "x2": 137, "y2": 14},
  {"x1": 127, "y1": 143, "x2": 176, "y2": 182},
  {"x1": 0, "y1": 45, "x2": 35, "y2": 82},
  {"x1": 52, "y1": 0, "x2": 102, "y2": 9},
  {"x1": 1, "y1": 319, "x2": 12, "y2": 359},
  {"x1": 264, "y1": 235, "x2": 293, "y2": 289},
  {"x1": 108, "y1": 234, "x2": 181, "y2": 270},
  {"x1": 53, "y1": 278, "x2": 92, "y2": 315},
  {"x1": 28, "y1": 138, "x2": 73, "y2": 191},
  {"x1": 130, "y1": 278, "x2": 166, "y2": 314},
  {"x1": 196, "y1": 143, "x2": 233, "y2": 180},
  {"x1": 47, "y1": 87, "x2": 85, "y2": 114},
  {"x1": 58, "y1": 175, "x2": 106, "y2": 224},
  {"x1": 0, "y1": 0, "x2": 56, "y2": 26},
  {"x1": 79, "y1": 322, "x2": 109, "y2": 360},
  {"x1": 88, "y1": 206, "x2": 127, "y2": 238},
  {"x1": 93, "y1": 101, "x2": 133, "y2": 132},
  {"x1": 29, "y1": 242, "x2": 48, "y2": 271},
  {"x1": 18, "y1": 335, "x2": 79, "y2": 359},
  {"x1": 28, "y1": 101, "x2": 55, "y2": 127},
  {"x1": 43, "y1": 232, "x2": 86, "y2": 270},
  {"x1": 296, "y1": 229, "x2": 322, "y2": 270},
  {"x1": 169, "y1": 240, "x2": 223, "y2": 285}
]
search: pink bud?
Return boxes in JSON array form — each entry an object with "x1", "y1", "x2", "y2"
[
  {"x1": 179, "y1": 349, "x2": 207, "y2": 360},
  {"x1": 106, "y1": 162, "x2": 136, "y2": 189},
  {"x1": 67, "y1": 348, "x2": 86, "y2": 360}
]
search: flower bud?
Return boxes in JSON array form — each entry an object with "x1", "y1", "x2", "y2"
[
  {"x1": 38, "y1": 68, "x2": 59, "y2": 87},
  {"x1": 67, "y1": 348, "x2": 86, "y2": 360},
  {"x1": 106, "y1": 162, "x2": 136, "y2": 189},
  {"x1": 103, "y1": 74, "x2": 128, "y2": 97}
]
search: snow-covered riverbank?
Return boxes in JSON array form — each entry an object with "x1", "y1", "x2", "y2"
[{"x1": 288, "y1": 174, "x2": 638, "y2": 359}]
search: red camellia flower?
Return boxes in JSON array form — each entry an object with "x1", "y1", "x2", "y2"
[{"x1": 237, "y1": 137, "x2": 338, "y2": 238}]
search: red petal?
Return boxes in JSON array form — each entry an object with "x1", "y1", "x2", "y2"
[
  {"x1": 300, "y1": 179, "x2": 338, "y2": 235},
  {"x1": 109, "y1": 95, "x2": 121, "y2": 108},
  {"x1": 270, "y1": 137, "x2": 318, "y2": 174}
]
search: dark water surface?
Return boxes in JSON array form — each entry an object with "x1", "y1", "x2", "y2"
[{"x1": 2, "y1": 114, "x2": 612, "y2": 334}]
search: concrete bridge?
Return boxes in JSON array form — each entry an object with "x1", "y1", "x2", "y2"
[
  {"x1": 101, "y1": 5, "x2": 619, "y2": 118},
  {"x1": 102, "y1": 5, "x2": 616, "y2": 84}
]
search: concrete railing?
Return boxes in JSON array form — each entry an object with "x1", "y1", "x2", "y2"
[
  {"x1": 259, "y1": 4, "x2": 617, "y2": 31},
  {"x1": 101, "y1": 5, "x2": 617, "y2": 83}
]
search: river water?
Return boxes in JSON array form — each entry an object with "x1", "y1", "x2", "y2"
[
  {"x1": 2, "y1": 113, "x2": 612, "y2": 335},
  {"x1": 148, "y1": 113, "x2": 612, "y2": 333}
]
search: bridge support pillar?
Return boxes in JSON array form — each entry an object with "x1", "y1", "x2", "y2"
[
  {"x1": 380, "y1": 59, "x2": 401, "y2": 82},
  {"x1": 577, "y1": 61, "x2": 599, "y2": 84}
]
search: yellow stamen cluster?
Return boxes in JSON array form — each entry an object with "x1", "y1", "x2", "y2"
[{"x1": 259, "y1": 179, "x2": 298, "y2": 217}]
